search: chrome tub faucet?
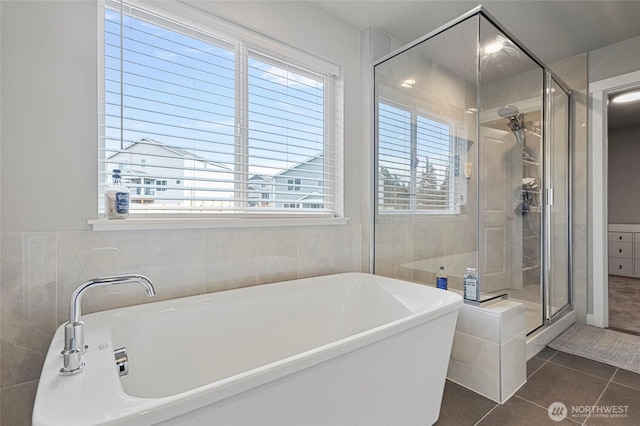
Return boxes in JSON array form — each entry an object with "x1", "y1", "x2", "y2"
[{"x1": 60, "y1": 274, "x2": 156, "y2": 376}]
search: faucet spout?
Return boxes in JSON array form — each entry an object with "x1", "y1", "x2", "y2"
[
  {"x1": 60, "y1": 274, "x2": 156, "y2": 376},
  {"x1": 69, "y1": 274, "x2": 155, "y2": 323}
]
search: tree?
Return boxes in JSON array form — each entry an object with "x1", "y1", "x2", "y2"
[
  {"x1": 379, "y1": 166, "x2": 409, "y2": 209},
  {"x1": 439, "y1": 166, "x2": 451, "y2": 210},
  {"x1": 416, "y1": 159, "x2": 452, "y2": 210},
  {"x1": 417, "y1": 157, "x2": 439, "y2": 209}
]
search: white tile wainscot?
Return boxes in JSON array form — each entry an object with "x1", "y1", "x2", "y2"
[{"x1": 447, "y1": 300, "x2": 526, "y2": 403}]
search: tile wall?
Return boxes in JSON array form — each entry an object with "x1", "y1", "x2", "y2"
[
  {"x1": 447, "y1": 300, "x2": 527, "y2": 403},
  {"x1": 0, "y1": 224, "x2": 362, "y2": 424}
]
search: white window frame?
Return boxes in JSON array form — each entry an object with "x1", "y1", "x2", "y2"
[{"x1": 93, "y1": 0, "x2": 344, "y2": 230}]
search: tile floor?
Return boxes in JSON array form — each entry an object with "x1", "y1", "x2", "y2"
[{"x1": 436, "y1": 347, "x2": 640, "y2": 425}]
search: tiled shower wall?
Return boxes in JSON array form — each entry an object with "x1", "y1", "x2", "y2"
[{"x1": 0, "y1": 224, "x2": 362, "y2": 424}]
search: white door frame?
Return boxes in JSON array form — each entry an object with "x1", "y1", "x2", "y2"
[{"x1": 588, "y1": 69, "x2": 640, "y2": 328}]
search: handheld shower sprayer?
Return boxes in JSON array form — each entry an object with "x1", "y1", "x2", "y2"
[{"x1": 497, "y1": 105, "x2": 526, "y2": 146}]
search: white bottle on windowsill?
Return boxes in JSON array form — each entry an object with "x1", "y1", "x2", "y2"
[{"x1": 104, "y1": 169, "x2": 130, "y2": 219}]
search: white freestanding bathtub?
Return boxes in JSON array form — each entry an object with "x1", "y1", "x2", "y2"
[{"x1": 33, "y1": 272, "x2": 462, "y2": 425}]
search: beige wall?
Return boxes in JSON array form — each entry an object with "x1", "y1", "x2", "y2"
[
  {"x1": 608, "y1": 124, "x2": 640, "y2": 224},
  {"x1": 589, "y1": 34, "x2": 640, "y2": 83},
  {"x1": 1, "y1": 1, "x2": 98, "y2": 233}
]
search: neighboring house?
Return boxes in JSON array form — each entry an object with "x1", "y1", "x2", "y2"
[
  {"x1": 106, "y1": 138, "x2": 325, "y2": 210},
  {"x1": 273, "y1": 153, "x2": 325, "y2": 209},
  {"x1": 106, "y1": 138, "x2": 235, "y2": 209},
  {"x1": 247, "y1": 175, "x2": 274, "y2": 207}
]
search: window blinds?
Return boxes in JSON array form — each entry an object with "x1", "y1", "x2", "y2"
[
  {"x1": 378, "y1": 101, "x2": 456, "y2": 212},
  {"x1": 100, "y1": 0, "x2": 340, "y2": 215}
]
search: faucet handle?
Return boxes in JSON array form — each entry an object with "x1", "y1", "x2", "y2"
[
  {"x1": 60, "y1": 322, "x2": 89, "y2": 375},
  {"x1": 62, "y1": 321, "x2": 88, "y2": 354},
  {"x1": 60, "y1": 349, "x2": 85, "y2": 376}
]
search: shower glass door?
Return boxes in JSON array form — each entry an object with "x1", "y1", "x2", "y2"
[
  {"x1": 547, "y1": 76, "x2": 571, "y2": 318},
  {"x1": 478, "y1": 16, "x2": 545, "y2": 333}
]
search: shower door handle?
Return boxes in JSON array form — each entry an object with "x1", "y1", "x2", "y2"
[{"x1": 547, "y1": 188, "x2": 554, "y2": 206}]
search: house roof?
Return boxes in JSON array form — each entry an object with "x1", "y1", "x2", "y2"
[
  {"x1": 274, "y1": 152, "x2": 324, "y2": 177},
  {"x1": 297, "y1": 192, "x2": 324, "y2": 203},
  {"x1": 121, "y1": 168, "x2": 149, "y2": 176},
  {"x1": 106, "y1": 137, "x2": 233, "y2": 172},
  {"x1": 248, "y1": 174, "x2": 274, "y2": 182},
  {"x1": 247, "y1": 152, "x2": 324, "y2": 182}
]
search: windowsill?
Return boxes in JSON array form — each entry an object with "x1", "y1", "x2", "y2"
[{"x1": 88, "y1": 216, "x2": 350, "y2": 231}]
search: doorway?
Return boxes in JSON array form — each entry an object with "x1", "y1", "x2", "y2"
[
  {"x1": 605, "y1": 86, "x2": 640, "y2": 335},
  {"x1": 589, "y1": 69, "x2": 640, "y2": 329}
]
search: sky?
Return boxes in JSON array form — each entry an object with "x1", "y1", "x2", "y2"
[{"x1": 104, "y1": 9, "x2": 326, "y2": 188}]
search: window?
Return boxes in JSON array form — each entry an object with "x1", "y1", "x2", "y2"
[
  {"x1": 377, "y1": 100, "x2": 457, "y2": 213},
  {"x1": 128, "y1": 177, "x2": 142, "y2": 195},
  {"x1": 100, "y1": 0, "x2": 342, "y2": 217},
  {"x1": 143, "y1": 179, "x2": 155, "y2": 196},
  {"x1": 287, "y1": 178, "x2": 301, "y2": 191}
]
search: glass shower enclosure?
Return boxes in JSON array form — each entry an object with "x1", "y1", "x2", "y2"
[{"x1": 373, "y1": 7, "x2": 571, "y2": 335}]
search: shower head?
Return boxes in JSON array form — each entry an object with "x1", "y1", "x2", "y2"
[
  {"x1": 498, "y1": 105, "x2": 519, "y2": 119},
  {"x1": 498, "y1": 105, "x2": 526, "y2": 146}
]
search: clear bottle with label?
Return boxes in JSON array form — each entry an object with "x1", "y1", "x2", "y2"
[
  {"x1": 436, "y1": 266, "x2": 448, "y2": 290},
  {"x1": 463, "y1": 267, "x2": 478, "y2": 301},
  {"x1": 104, "y1": 169, "x2": 130, "y2": 219}
]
